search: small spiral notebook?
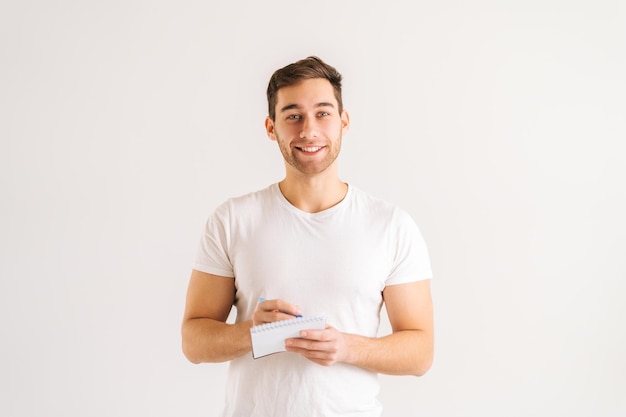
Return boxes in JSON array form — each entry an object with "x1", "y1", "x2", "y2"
[{"x1": 250, "y1": 314, "x2": 326, "y2": 359}]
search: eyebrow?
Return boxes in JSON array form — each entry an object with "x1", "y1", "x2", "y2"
[{"x1": 279, "y1": 102, "x2": 336, "y2": 113}]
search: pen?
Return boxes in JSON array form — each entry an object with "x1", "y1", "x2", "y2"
[{"x1": 258, "y1": 297, "x2": 302, "y2": 318}]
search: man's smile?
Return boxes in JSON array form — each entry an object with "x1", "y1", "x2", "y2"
[{"x1": 296, "y1": 145, "x2": 324, "y2": 153}]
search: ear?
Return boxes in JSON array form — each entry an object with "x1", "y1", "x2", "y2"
[
  {"x1": 341, "y1": 110, "x2": 350, "y2": 134},
  {"x1": 265, "y1": 116, "x2": 277, "y2": 141}
]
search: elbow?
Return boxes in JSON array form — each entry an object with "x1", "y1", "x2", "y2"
[
  {"x1": 182, "y1": 345, "x2": 202, "y2": 364},
  {"x1": 181, "y1": 324, "x2": 203, "y2": 364},
  {"x1": 412, "y1": 330, "x2": 434, "y2": 377},
  {"x1": 182, "y1": 339, "x2": 202, "y2": 364},
  {"x1": 411, "y1": 347, "x2": 434, "y2": 377},
  {"x1": 413, "y1": 356, "x2": 433, "y2": 377},
  {"x1": 186, "y1": 356, "x2": 203, "y2": 365}
]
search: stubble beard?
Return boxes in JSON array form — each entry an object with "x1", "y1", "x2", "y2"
[{"x1": 276, "y1": 132, "x2": 342, "y2": 176}]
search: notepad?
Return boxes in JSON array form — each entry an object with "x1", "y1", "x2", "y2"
[{"x1": 250, "y1": 314, "x2": 326, "y2": 359}]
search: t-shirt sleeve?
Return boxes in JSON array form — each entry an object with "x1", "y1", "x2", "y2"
[
  {"x1": 193, "y1": 202, "x2": 235, "y2": 278},
  {"x1": 385, "y1": 209, "x2": 433, "y2": 286}
]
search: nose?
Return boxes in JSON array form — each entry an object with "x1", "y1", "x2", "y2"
[{"x1": 299, "y1": 117, "x2": 319, "y2": 139}]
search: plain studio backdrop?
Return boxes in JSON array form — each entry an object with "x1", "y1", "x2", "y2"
[{"x1": 1, "y1": 1, "x2": 625, "y2": 416}]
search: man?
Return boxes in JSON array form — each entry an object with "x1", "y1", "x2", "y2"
[{"x1": 182, "y1": 56, "x2": 434, "y2": 417}]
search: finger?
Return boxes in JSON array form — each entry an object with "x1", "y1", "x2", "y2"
[
  {"x1": 252, "y1": 310, "x2": 298, "y2": 325},
  {"x1": 298, "y1": 328, "x2": 331, "y2": 341},
  {"x1": 285, "y1": 340, "x2": 339, "y2": 364},
  {"x1": 285, "y1": 338, "x2": 334, "y2": 352},
  {"x1": 260, "y1": 298, "x2": 302, "y2": 317}
]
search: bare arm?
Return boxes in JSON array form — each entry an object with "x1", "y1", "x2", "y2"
[
  {"x1": 181, "y1": 269, "x2": 303, "y2": 364},
  {"x1": 181, "y1": 270, "x2": 252, "y2": 363},
  {"x1": 285, "y1": 279, "x2": 434, "y2": 376}
]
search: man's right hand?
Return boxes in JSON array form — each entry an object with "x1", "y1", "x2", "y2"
[{"x1": 252, "y1": 298, "x2": 302, "y2": 326}]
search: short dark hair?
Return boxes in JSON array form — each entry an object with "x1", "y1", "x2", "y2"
[{"x1": 266, "y1": 56, "x2": 343, "y2": 121}]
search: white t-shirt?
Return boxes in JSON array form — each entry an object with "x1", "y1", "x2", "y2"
[{"x1": 194, "y1": 183, "x2": 432, "y2": 417}]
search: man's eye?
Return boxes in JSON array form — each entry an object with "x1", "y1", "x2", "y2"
[
  {"x1": 287, "y1": 114, "x2": 301, "y2": 120},
  {"x1": 318, "y1": 112, "x2": 330, "y2": 117}
]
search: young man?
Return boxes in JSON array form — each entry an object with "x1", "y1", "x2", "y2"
[{"x1": 182, "y1": 56, "x2": 434, "y2": 416}]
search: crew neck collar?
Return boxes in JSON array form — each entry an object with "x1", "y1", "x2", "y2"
[{"x1": 271, "y1": 182, "x2": 351, "y2": 218}]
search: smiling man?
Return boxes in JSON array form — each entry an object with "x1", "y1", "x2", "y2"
[{"x1": 182, "y1": 56, "x2": 434, "y2": 417}]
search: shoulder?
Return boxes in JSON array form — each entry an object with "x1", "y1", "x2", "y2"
[
  {"x1": 214, "y1": 184, "x2": 277, "y2": 214},
  {"x1": 349, "y1": 185, "x2": 412, "y2": 221}
]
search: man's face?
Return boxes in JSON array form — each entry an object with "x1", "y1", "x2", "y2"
[{"x1": 265, "y1": 78, "x2": 349, "y2": 177}]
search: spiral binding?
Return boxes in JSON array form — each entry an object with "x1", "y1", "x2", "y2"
[{"x1": 250, "y1": 314, "x2": 326, "y2": 333}]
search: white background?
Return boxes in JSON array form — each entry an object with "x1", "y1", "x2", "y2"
[{"x1": 1, "y1": 1, "x2": 625, "y2": 416}]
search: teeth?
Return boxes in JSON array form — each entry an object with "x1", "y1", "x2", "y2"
[{"x1": 301, "y1": 146, "x2": 321, "y2": 152}]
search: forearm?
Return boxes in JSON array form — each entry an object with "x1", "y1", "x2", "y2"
[
  {"x1": 344, "y1": 329, "x2": 433, "y2": 376},
  {"x1": 182, "y1": 318, "x2": 253, "y2": 364}
]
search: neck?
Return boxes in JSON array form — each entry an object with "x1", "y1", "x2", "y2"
[{"x1": 279, "y1": 166, "x2": 348, "y2": 213}]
